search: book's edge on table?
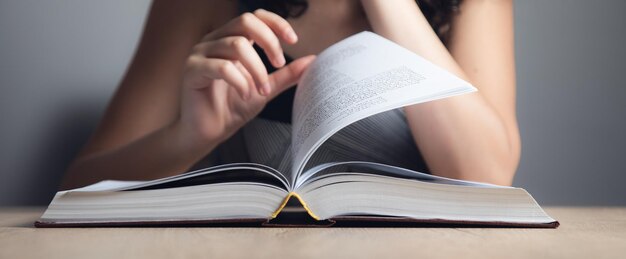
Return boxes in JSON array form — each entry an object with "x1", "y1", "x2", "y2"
[{"x1": 33, "y1": 217, "x2": 559, "y2": 228}]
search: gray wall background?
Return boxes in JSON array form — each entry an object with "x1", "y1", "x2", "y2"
[{"x1": 1, "y1": 0, "x2": 625, "y2": 206}]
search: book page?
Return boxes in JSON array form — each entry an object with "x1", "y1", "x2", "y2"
[
  {"x1": 66, "y1": 163, "x2": 291, "y2": 192},
  {"x1": 296, "y1": 161, "x2": 508, "y2": 189},
  {"x1": 291, "y1": 31, "x2": 476, "y2": 180}
]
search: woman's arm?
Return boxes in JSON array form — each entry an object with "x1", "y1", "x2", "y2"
[
  {"x1": 361, "y1": 0, "x2": 520, "y2": 185},
  {"x1": 61, "y1": 1, "x2": 227, "y2": 189},
  {"x1": 61, "y1": 1, "x2": 313, "y2": 189}
]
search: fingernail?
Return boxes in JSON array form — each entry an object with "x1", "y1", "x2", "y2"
[
  {"x1": 276, "y1": 55, "x2": 286, "y2": 67},
  {"x1": 286, "y1": 30, "x2": 298, "y2": 42},
  {"x1": 262, "y1": 82, "x2": 271, "y2": 96}
]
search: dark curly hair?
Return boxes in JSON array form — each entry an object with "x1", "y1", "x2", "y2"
[{"x1": 239, "y1": 0, "x2": 462, "y2": 44}]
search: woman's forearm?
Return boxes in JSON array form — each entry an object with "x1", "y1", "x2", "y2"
[
  {"x1": 361, "y1": 0, "x2": 520, "y2": 185},
  {"x1": 60, "y1": 121, "x2": 218, "y2": 190}
]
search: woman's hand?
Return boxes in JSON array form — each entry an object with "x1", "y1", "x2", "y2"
[
  {"x1": 176, "y1": 9, "x2": 316, "y2": 148},
  {"x1": 61, "y1": 6, "x2": 315, "y2": 189}
]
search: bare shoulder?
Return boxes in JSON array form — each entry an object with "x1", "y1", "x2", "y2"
[{"x1": 80, "y1": 0, "x2": 239, "y2": 156}]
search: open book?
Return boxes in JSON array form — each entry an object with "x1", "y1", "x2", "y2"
[{"x1": 36, "y1": 32, "x2": 558, "y2": 228}]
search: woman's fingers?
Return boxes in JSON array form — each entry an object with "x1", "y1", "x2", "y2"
[
  {"x1": 184, "y1": 54, "x2": 315, "y2": 118},
  {"x1": 199, "y1": 36, "x2": 270, "y2": 95},
  {"x1": 253, "y1": 9, "x2": 298, "y2": 44},
  {"x1": 186, "y1": 57, "x2": 251, "y2": 100},
  {"x1": 187, "y1": 10, "x2": 307, "y2": 102},
  {"x1": 205, "y1": 11, "x2": 296, "y2": 68},
  {"x1": 227, "y1": 13, "x2": 285, "y2": 67},
  {"x1": 233, "y1": 61, "x2": 257, "y2": 96},
  {"x1": 266, "y1": 55, "x2": 316, "y2": 99}
]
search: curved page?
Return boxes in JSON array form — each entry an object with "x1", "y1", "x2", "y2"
[{"x1": 291, "y1": 31, "x2": 476, "y2": 181}]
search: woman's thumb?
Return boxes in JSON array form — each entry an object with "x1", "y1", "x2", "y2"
[{"x1": 266, "y1": 55, "x2": 316, "y2": 99}]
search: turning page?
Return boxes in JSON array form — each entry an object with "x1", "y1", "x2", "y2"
[{"x1": 291, "y1": 31, "x2": 476, "y2": 180}]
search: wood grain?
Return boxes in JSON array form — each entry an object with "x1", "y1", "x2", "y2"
[{"x1": 1, "y1": 207, "x2": 625, "y2": 259}]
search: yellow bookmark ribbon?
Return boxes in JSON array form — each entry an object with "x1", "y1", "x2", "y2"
[{"x1": 271, "y1": 192, "x2": 320, "y2": 220}]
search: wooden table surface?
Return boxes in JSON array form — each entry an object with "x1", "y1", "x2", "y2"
[{"x1": 0, "y1": 207, "x2": 624, "y2": 259}]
